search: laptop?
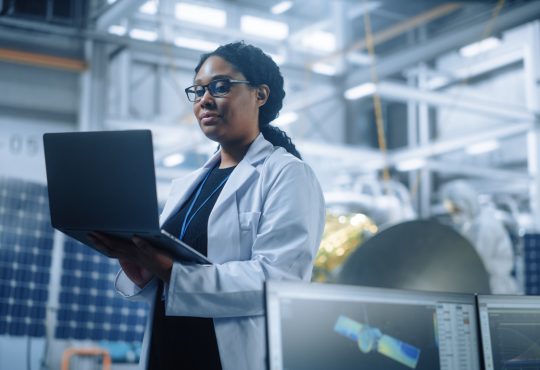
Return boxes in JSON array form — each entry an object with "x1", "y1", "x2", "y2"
[
  {"x1": 265, "y1": 281, "x2": 482, "y2": 370},
  {"x1": 43, "y1": 129, "x2": 210, "y2": 264},
  {"x1": 477, "y1": 294, "x2": 540, "y2": 370}
]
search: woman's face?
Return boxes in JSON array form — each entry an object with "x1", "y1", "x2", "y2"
[{"x1": 192, "y1": 56, "x2": 263, "y2": 145}]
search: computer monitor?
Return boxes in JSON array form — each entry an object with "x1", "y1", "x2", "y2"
[
  {"x1": 477, "y1": 295, "x2": 540, "y2": 370},
  {"x1": 266, "y1": 281, "x2": 481, "y2": 370}
]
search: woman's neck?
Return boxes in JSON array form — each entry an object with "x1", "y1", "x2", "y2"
[{"x1": 218, "y1": 133, "x2": 259, "y2": 168}]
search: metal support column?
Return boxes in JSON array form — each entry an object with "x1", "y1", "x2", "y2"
[
  {"x1": 329, "y1": 0, "x2": 348, "y2": 143},
  {"x1": 118, "y1": 47, "x2": 131, "y2": 119},
  {"x1": 524, "y1": 21, "x2": 540, "y2": 230},
  {"x1": 406, "y1": 30, "x2": 420, "y2": 212},
  {"x1": 79, "y1": 40, "x2": 108, "y2": 131},
  {"x1": 418, "y1": 61, "x2": 432, "y2": 218}
]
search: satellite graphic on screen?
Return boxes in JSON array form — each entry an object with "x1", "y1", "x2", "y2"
[{"x1": 334, "y1": 315, "x2": 421, "y2": 369}]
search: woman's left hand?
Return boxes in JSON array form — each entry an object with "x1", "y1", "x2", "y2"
[
  {"x1": 89, "y1": 232, "x2": 173, "y2": 283},
  {"x1": 131, "y1": 236, "x2": 174, "y2": 283}
]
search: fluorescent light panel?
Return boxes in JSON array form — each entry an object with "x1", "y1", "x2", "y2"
[
  {"x1": 139, "y1": 0, "x2": 158, "y2": 15},
  {"x1": 174, "y1": 36, "x2": 219, "y2": 52},
  {"x1": 241, "y1": 15, "x2": 289, "y2": 40},
  {"x1": 271, "y1": 1, "x2": 293, "y2": 14},
  {"x1": 274, "y1": 112, "x2": 298, "y2": 127},
  {"x1": 268, "y1": 53, "x2": 286, "y2": 65},
  {"x1": 163, "y1": 153, "x2": 185, "y2": 167},
  {"x1": 396, "y1": 158, "x2": 426, "y2": 172},
  {"x1": 129, "y1": 28, "x2": 158, "y2": 42},
  {"x1": 344, "y1": 82, "x2": 376, "y2": 100},
  {"x1": 108, "y1": 25, "x2": 126, "y2": 36},
  {"x1": 311, "y1": 62, "x2": 337, "y2": 76},
  {"x1": 465, "y1": 140, "x2": 499, "y2": 155},
  {"x1": 300, "y1": 31, "x2": 336, "y2": 52},
  {"x1": 347, "y1": 52, "x2": 372, "y2": 66},
  {"x1": 175, "y1": 3, "x2": 226, "y2": 28},
  {"x1": 460, "y1": 37, "x2": 501, "y2": 58}
]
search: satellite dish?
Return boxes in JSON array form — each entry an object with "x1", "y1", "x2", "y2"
[{"x1": 334, "y1": 220, "x2": 491, "y2": 294}]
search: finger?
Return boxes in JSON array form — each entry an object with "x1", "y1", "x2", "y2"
[
  {"x1": 87, "y1": 234, "x2": 114, "y2": 257},
  {"x1": 90, "y1": 232, "x2": 135, "y2": 259}
]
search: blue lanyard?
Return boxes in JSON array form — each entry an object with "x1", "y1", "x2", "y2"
[{"x1": 179, "y1": 166, "x2": 231, "y2": 240}]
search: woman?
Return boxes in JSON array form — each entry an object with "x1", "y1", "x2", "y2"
[{"x1": 89, "y1": 42, "x2": 326, "y2": 370}]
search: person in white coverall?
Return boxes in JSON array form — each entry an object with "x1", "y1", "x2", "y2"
[
  {"x1": 88, "y1": 41, "x2": 326, "y2": 370},
  {"x1": 441, "y1": 180, "x2": 519, "y2": 294}
]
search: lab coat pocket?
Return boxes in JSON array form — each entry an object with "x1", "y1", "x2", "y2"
[{"x1": 239, "y1": 211, "x2": 261, "y2": 255}]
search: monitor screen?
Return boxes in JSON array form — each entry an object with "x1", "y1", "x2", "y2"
[
  {"x1": 266, "y1": 281, "x2": 481, "y2": 370},
  {"x1": 478, "y1": 295, "x2": 540, "y2": 370}
]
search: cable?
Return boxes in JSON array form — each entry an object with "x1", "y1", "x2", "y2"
[{"x1": 362, "y1": 0, "x2": 390, "y2": 184}]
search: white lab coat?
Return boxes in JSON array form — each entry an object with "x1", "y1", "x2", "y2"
[
  {"x1": 441, "y1": 180, "x2": 519, "y2": 294},
  {"x1": 115, "y1": 133, "x2": 326, "y2": 370}
]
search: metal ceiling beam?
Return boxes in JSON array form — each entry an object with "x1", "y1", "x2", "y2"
[
  {"x1": 346, "y1": 0, "x2": 540, "y2": 88},
  {"x1": 310, "y1": 3, "x2": 461, "y2": 68},
  {"x1": 0, "y1": 47, "x2": 86, "y2": 71},
  {"x1": 96, "y1": 0, "x2": 148, "y2": 30},
  {"x1": 390, "y1": 122, "x2": 530, "y2": 163},
  {"x1": 288, "y1": 2, "x2": 381, "y2": 45},
  {"x1": 421, "y1": 44, "x2": 524, "y2": 90},
  {"x1": 376, "y1": 81, "x2": 536, "y2": 122},
  {"x1": 427, "y1": 159, "x2": 531, "y2": 182}
]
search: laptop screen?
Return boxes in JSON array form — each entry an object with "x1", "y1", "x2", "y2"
[
  {"x1": 266, "y1": 281, "x2": 481, "y2": 370},
  {"x1": 477, "y1": 295, "x2": 540, "y2": 370}
]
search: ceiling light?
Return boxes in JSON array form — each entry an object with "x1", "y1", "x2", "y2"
[
  {"x1": 396, "y1": 158, "x2": 426, "y2": 172},
  {"x1": 347, "y1": 52, "x2": 372, "y2": 66},
  {"x1": 174, "y1": 37, "x2": 218, "y2": 52},
  {"x1": 108, "y1": 25, "x2": 126, "y2": 36},
  {"x1": 344, "y1": 82, "x2": 376, "y2": 100},
  {"x1": 175, "y1": 3, "x2": 226, "y2": 28},
  {"x1": 139, "y1": 0, "x2": 158, "y2": 15},
  {"x1": 311, "y1": 63, "x2": 337, "y2": 76},
  {"x1": 273, "y1": 112, "x2": 298, "y2": 127},
  {"x1": 241, "y1": 15, "x2": 289, "y2": 40},
  {"x1": 129, "y1": 29, "x2": 158, "y2": 42},
  {"x1": 426, "y1": 76, "x2": 450, "y2": 90},
  {"x1": 163, "y1": 153, "x2": 185, "y2": 167},
  {"x1": 271, "y1": 1, "x2": 293, "y2": 14},
  {"x1": 268, "y1": 53, "x2": 286, "y2": 65},
  {"x1": 465, "y1": 140, "x2": 499, "y2": 155},
  {"x1": 459, "y1": 37, "x2": 501, "y2": 58},
  {"x1": 300, "y1": 31, "x2": 336, "y2": 53}
]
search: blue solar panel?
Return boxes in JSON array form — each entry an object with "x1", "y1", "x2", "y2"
[
  {"x1": 0, "y1": 177, "x2": 52, "y2": 337},
  {"x1": 55, "y1": 238, "x2": 148, "y2": 342},
  {"x1": 524, "y1": 233, "x2": 540, "y2": 295},
  {"x1": 1, "y1": 176, "x2": 149, "y2": 343}
]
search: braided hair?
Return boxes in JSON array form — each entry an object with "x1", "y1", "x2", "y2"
[{"x1": 194, "y1": 41, "x2": 301, "y2": 159}]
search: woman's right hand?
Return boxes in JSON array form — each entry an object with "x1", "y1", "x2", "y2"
[{"x1": 88, "y1": 232, "x2": 154, "y2": 288}]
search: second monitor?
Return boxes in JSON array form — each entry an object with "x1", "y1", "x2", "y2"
[{"x1": 266, "y1": 281, "x2": 481, "y2": 370}]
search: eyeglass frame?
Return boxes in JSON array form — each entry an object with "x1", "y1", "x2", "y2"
[{"x1": 184, "y1": 78, "x2": 252, "y2": 102}]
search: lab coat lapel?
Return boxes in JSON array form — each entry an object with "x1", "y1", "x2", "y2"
[
  {"x1": 207, "y1": 134, "x2": 273, "y2": 263},
  {"x1": 159, "y1": 154, "x2": 221, "y2": 226},
  {"x1": 210, "y1": 134, "x2": 273, "y2": 217}
]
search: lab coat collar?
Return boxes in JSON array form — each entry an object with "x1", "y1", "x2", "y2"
[
  {"x1": 160, "y1": 134, "x2": 273, "y2": 226},
  {"x1": 202, "y1": 133, "x2": 273, "y2": 169},
  {"x1": 208, "y1": 133, "x2": 273, "y2": 217}
]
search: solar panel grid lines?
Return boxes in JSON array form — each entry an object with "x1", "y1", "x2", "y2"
[
  {"x1": 524, "y1": 233, "x2": 540, "y2": 295},
  {"x1": 0, "y1": 177, "x2": 149, "y2": 343},
  {"x1": 55, "y1": 238, "x2": 148, "y2": 342},
  {"x1": 0, "y1": 177, "x2": 52, "y2": 337}
]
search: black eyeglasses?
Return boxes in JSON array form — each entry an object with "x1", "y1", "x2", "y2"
[{"x1": 185, "y1": 78, "x2": 251, "y2": 102}]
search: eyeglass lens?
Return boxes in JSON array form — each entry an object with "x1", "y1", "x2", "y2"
[{"x1": 189, "y1": 80, "x2": 232, "y2": 101}]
